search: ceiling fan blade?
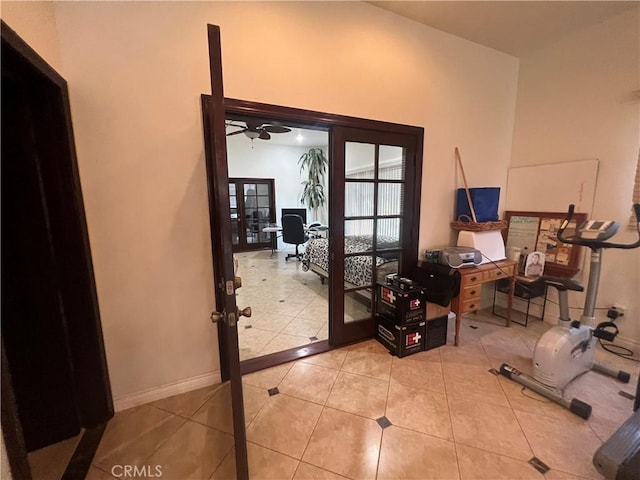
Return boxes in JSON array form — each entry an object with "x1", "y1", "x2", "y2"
[
  {"x1": 226, "y1": 129, "x2": 246, "y2": 136},
  {"x1": 259, "y1": 131, "x2": 271, "y2": 140},
  {"x1": 262, "y1": 125, "x2": 291, "y2": 134}
]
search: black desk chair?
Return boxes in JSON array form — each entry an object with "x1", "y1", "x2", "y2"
[{"x1": 282, "y1": 214, "x2": 308, "y2": 261}]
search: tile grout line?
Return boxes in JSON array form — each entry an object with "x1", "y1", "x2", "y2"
[
  {"x1": 293, "y1": 362, "x2": 343, "y2": 478},
  {"x1": 467, "y1": 331, "x2": 542, "y2": 467},
  {"x1": 440, "y1": 348, "x2": 464, "y2": 480},
  {"x1": 374, "y1": 361, "x2": 393, "y2": 480},
  {"x1": 136, "y1": 414, "x2": 190, "y2": 472}
]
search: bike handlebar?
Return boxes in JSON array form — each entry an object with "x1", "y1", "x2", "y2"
[{"x1": 556, "y1": 203, "x2": 640, "y2": 250}]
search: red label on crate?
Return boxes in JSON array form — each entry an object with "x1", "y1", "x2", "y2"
[
  {"x1": 406, "y1": 331, "x2": 422, "y2": 346},
  {"x1": 409, "y1": 298, "x2": 421, "y2": 310},
  {"x1": 381, "y1": 287, "x2": 396, "y2": 305}
]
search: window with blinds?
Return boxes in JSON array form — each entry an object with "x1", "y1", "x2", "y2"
[{"x1": 344, "y1": 164, "x2": 404, "y2": 237}]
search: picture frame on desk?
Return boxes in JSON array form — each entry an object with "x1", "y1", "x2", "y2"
[{"x1": 503, "y1": 210, "x2": 587, "y2": 278}]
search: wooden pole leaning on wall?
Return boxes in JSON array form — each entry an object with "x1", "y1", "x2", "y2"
[{"x1": 455, "y1": 147, "x2": 478, "y2": 222}]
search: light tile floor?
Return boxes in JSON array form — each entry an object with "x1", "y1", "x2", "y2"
[
  {"x1": 87, "y1": 310, "x2": 639, "y2": 480},
  {"x1": 235, "y1": 248, "x2": 390, "y2": 361},
  {"x1": 235, "y1": 249, "x2": 329, "y2": 361}
]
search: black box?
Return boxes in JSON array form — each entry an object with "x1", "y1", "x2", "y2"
[
  {"x1": 385, "y1": 274, "x2": 418, "y2": 291},
  {"x1": 411, "y1": 263, "x2": 461, "y2": 307},
  {"x1": 376, "y1": 283, "x2": 427, "y2": 325},
  {"x1": 425, "y1": 314, "x2": 448, "y2": 351},
  {"x1": 375, "y1": 315, "x2": 426, "y2": 357}
]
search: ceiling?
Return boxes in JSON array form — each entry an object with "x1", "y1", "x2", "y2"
[
  {"x1": 226, "y1": 123, "x2": 329, "y2": 148},
  {"x1": 368, "y1": 1, "x2": 637, "y2": 57}
]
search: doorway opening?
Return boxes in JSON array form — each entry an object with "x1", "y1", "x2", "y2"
[
  {"x1": 224, "y1": 116, "x2": 331, "y2": 364},
  {"x1": 1, "y1": 21, "x2": 112, "y2": 480},
  {"x1": 205, "y1": 97, "x2": 423, "y2": 374}
]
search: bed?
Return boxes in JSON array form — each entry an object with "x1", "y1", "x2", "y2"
[{"x1": 301, "y1": 235, "x2": 400, "y2": 287}]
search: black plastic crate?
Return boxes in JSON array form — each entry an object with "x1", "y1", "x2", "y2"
[
  {"x1": 376, "y1": 283, "x2": 427, "y2": 325},
  {"x1": 425, "y1": 314, "x2": 448, "y2": 351},
  {"x1": 375, "y1": 315, "x2": 426, "y2": 357}
]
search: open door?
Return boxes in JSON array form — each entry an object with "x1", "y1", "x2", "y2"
[
  {"x1": 330, "y1": 126, "x2": 421, "y2": 346},
  {"x1": 1, "y1": 20, "x2": 112, "y2": 479},
  {"x1": 202, "y1": 25, "x2": 249, "y2": 479}
]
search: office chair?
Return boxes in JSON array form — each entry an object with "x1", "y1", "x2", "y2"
[{"x1": 281, "y1": 214, "x2": 309, "y2": 261}]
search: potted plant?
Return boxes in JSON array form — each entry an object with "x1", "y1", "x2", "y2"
[{"x1": 298, "y1": 147, "x2": 328, "y2": 220}]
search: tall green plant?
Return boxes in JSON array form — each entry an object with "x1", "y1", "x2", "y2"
[{"x1": 298, "y1": 148, "x2": 328, "y2": 217}]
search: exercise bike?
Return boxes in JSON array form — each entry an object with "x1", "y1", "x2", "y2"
[{"x1": 500, "y1": 203, "x2": 640, "y2": 420}]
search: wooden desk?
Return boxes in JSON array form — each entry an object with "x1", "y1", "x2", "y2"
[{"x1": 451, "y1": 260, "x2": 517, "y2": 346}]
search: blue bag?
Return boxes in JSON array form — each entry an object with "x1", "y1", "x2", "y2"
[{"x1": 455, "y1": 187, "x2": 500, "y2": 222}]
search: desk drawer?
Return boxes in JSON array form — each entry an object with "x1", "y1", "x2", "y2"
[
  {"x1": 461, "y1": 285, "x2": 481, "y2": 302},
  {"x1": 461, "y1": 271, "x2": 487, "y2": 287},
  {"x1": 462, "y1": 298, "x2": 481, "y2": 313},
  {"x1": 487, "y1": 267, "x2": 512, "y2": 281}
]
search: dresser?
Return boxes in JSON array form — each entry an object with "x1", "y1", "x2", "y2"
[{"x1": 451, "y1": 259, "x2": 517, "y2": 346}]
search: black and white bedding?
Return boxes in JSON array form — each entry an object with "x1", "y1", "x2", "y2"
[{"x1": 302, "y1": 235, "x2": 399, "y2": 286}]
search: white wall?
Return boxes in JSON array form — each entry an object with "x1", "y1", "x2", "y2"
[
  {"x1": 226, "y1": 136, "x2": 329, "y2": 246},
  {"x1": 1, "y1": 0, "x2": 519, "y2": 405},
  {"x1": 510, "y1": 6, "x2": 640, "y2": 344}
]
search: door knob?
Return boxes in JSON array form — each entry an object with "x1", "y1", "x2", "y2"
[
  {"x1": 210, "y1": 311, "x2": 224, "y2": 323},
  {"x1": 239, "y1": 306, "x2": 252, "y2": 318}
]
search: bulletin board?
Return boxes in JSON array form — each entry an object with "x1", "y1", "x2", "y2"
[{"x1": 503, "y1": 210, "x2": 587, "y2": 277}]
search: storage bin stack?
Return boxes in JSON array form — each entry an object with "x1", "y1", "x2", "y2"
[{"x1": 374, "y1": 275, "x2": 428, "y2": 357}]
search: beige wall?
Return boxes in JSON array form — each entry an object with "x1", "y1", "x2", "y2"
[
  {"x1": 1, "y1": 1, "x2": 63, "y2": 73},
  {"x1": 2, "y1": 1, "x2": 519, "y2": 405},
  {"x1": 511, "y1": 6, "x2": 640, "y2": 343}
]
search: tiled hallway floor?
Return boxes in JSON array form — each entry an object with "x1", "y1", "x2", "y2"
[
  {"x1": 235, "y1": 249, "x2": 329, "y2": 362},
  {"x1": 87, "y1": 312, "x2": 639, "y2": 480}
]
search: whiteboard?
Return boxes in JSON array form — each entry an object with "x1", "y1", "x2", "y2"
[{"x1": 506, "y1": 159, "x2": 599, "y2": 214}]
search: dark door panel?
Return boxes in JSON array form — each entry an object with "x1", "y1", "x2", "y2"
[
  {"x1": 1, "y1": 77, "x2": 82, "y2": 452},
  {"x1": 330, "y1": 127, "x2": 422, "y2": 346},
  {"x1": 201, "y1": 24, "x2": 249, "y2": 479}
]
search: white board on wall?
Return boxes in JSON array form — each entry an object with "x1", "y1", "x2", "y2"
[{"x1": 506, "y1": 159, "x2": 599, "y2": 214}]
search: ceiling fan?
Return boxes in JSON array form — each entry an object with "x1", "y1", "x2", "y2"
[{"x1": 226, "y1": 119, "x2": 291, "y2": 141}]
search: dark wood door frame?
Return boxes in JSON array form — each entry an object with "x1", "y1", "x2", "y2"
[
  {"x1": 1, "y1": 20, "x2": 113, "y2": 479},
  {"x1": 208, "y1": 97, "x2": 424, "y2": 373}
]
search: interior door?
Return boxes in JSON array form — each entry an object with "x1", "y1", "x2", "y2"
[
  {"x1": 201, "y1": 25, "x2": 249, "y2": 479},
  {"x1": 229, "y1": 178, "x2": 276, "y2": 251},
  {"x1": 330, "y1": 126, "x2": 421, "y2": 346}
]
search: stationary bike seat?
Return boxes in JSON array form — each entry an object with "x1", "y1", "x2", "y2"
[{"x1": 541, "y1": 276, "x2": 584, "y2": 292}]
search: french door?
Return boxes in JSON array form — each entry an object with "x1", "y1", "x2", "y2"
[
  {"x1": 218, "y1": 98, "x2": 423, "y2": 363},
  {"x1": 329, "y1": 127, "x2": 422, "y2": 346},
  {"x1": 229, "y1": 178, "x2": 275, "y2": 251}
]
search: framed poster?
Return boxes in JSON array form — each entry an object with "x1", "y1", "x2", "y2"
[{"x1": 503, "y1": 210, "x2": 587, "y2": 277}]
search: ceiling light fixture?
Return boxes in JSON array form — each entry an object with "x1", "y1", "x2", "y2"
[{"x1": 244, "y1": 130, "x2": 260, "y2": 140}]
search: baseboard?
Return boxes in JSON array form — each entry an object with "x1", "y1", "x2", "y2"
[{"x1": 113, "y1": 371, "x2": 222, "y2": 412}]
